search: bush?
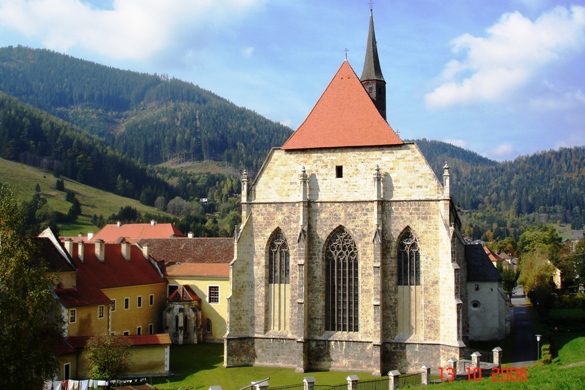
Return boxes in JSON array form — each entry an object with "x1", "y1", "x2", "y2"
[{"x1": 541, "y1": 344, "x2": 552, "y2": 364}]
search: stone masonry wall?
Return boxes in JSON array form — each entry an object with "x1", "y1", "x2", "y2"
[{"x1": 225, "y1": 143, "x2": 465, "y2": 372}]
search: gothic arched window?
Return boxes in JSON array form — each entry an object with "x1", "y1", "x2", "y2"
[
  {"x1": 325, "y1": 227, "x2": 358, "y2": 332},
  {"x1": 397, "y1": 229, "x2": 420, "y2": 286},
  {"x1": 269, "y1": 230, "x2": 289, "y2": 285},
  {"x1": 267, "y1": 229, "x2": 290, "y2": 331}
]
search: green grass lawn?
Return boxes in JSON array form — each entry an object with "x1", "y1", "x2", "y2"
[
  {"x1": 148, "y1": 333, "x2": 585, "y2": 390},
  {"x1": 0, "y1": 157, "x2": 171, "y2": 236},
  {"x1": 151, "y1": 344, "x2": 381, "y2": 389},
  {"x1": 548, "y1": 308, "x2": 585, "y2": 319}
]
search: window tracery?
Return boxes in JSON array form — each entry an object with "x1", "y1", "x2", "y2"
[{"x1": 325, "y1": 227, "x2": 358, "y2": 332}]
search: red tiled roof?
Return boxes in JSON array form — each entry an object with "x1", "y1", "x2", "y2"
[
  {"x1": 56, "y1": 286, "x2": 111, "y2": 308},
  {"x1": 281, "y1": 61, "x2": 403, "y2": 150},
  {"x1": 54, "y1": 338, "x2": 77, "y2": 356},
  {"x1": 70, "y1": 243, "x2": 165, "y2": 292},
  {"x1": 65, "y1": 334, "x2": 171, "y2": 349},
  {"x1": 483, "y1": 246, "x2": 503, "y2": 262},
  {"x1": 166, "y1": 263, "x2": 229, "y2": 278},
  {"x1": 168, "y1": 285, "x2": 201, "y2": 302},
  {"x1": 137, "y1": 238, "x2": 233, "y2": 265},
  {"x1": 90, "y1": 223, "x2": 185, "y2": 243}
]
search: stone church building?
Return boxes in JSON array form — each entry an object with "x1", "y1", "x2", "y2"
[{"x1": 224, "y1": 11, "x2": 468, "y2": 375}]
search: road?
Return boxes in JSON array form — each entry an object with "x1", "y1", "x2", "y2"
[{"x1": 509, "y1": 286, "x2": 538, "y2": 367}]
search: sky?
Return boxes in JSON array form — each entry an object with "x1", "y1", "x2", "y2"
[{"x1": 0, "y1": 0, "x2": 584, "y2": 161}]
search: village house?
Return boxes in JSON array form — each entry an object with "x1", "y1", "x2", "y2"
[
  {"x1": 466, "y1": 244, "x2": 509, "y2": 341},
  {"x1": 137, "y1": 237, "x2": 233, "y2": 342},
  {"x1": 39, "y1": 228, "x2": 171, "y2": 381}
]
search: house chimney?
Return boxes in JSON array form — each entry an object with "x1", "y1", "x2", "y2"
[
  {"x1": 121, "y1": 240, "x2": 131, "y2": 261},
  {"x1": 64, "y1": 238, "x2": 73, "y2": 256},
  {"x1": 150, "y1": 220, "x2": 156, "y2": 226},
  {"x1": 88, "y1": 232, "x2": 94, "y2": 240},
  {"x1": 95, "y1": 239, "x2": 105, "y2": 262},
  {"x1": 78, "y1": 240, "x2": 84, "y2": 262},
  {"x1": 117, "y1": 221, "x2": 121, "y2": 228},
  {"x1": 142, "y1": 243, "x2": 149, "y2": 259}
]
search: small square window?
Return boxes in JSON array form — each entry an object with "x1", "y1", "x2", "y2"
[
  {"x1": 335, "y1": 165, "x2": 343, "y2": 178},
  {"x1": 124, "y1": 297, "x2": 129, "y2": 310},
  {"x1": 98, "y1": 305, "x2": 104, "y2": 319},
  {"x1": 123, "y1": 331, "x2": 129, "y2": 336},
  {"x1": 149, "y1": 294, "x2": 154, "y2": 306},
  {"x1": 137, "y1": 296, "x2": 142, "y2": 308},
  {"x1": 69, "y1": 309, "x2": 76, "y2": 323},
  {"x1": 111, "y1": 299, "x2": 116, "y2": 312}
]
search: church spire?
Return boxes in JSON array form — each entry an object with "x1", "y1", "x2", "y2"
[{"x1": 360, "y1": 9, "x2": 387, "y2": 120}]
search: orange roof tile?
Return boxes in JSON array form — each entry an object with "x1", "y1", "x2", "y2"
[
  {"x1": 166, "y1": 263, "x2": 230, "y2": 278},
  {"x1": 90, "y1": 223, "x2": 184, "y2": 243},
  {"x1": 281, "y1": 61, "x2": 403, "y2": 150}
]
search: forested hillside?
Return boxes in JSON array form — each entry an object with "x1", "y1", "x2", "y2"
[
  {"x1": 0, "y1": 92, "x2": 174, "y2": 200},
  {"x1": 0, "y1": 45, "x2": 291, "y2": 170},
  {"x1": 1, "y1": 45, "x2": 583, "y2": 241},
  {"x1": 416, "y1": 139, "x2": 585, "y2": 239}
]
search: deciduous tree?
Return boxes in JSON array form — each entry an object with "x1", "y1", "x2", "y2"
[
  {"x1": 85, "y1": 335, "x2": 132, "y2": 389},
  {"x1": 0, "y1": 184, "x2": 63, "y2": 389}
]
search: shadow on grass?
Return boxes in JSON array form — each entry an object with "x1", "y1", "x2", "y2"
[{"x1": 165, "y1": 343, "x2": 224, "y2": 382}]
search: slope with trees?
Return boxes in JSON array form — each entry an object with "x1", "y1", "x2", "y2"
[{"x1": 0, "y1": 45, "x2": 292, "y2": 172}]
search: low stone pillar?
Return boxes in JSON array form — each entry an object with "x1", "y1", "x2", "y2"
[
  {"x1": 346, "y1": 375, "x2": 359, "y2": 390},
  {"x1": 303, "y1": 377, "x2": 316, "y2": 390},
  {"x1": 388, "y1": 370, "x2": 400, "y2": 389},
  {"x1": 421, "y1": 365, "x2": 431, "y2": 385},
  {"x1": 492, "y1": 347, "x2": 503, "y2": 368},
  {"x1": 471, "y1": 352, "x2": 481, "y2": 368},
  {"x1": 447, "y1": 358, "x2": 458, "y2": 375},
  {"x1": 253, "y1": 379, "x2": 269, "y2": 390}
]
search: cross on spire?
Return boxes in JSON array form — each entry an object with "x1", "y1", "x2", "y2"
[
  {"x1": 344, "y1": 48, "x2": 349, "y2": 60},
  {"x1": 369, "y1": 0, "x2": 374, "y2": 11}
]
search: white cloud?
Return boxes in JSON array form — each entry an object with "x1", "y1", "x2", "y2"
[
  {"x1": 425, "y1": 6, "x2": 585, "y2": 109},
  {"x1": 528, "y1": 83, "x2": 585, "y2": 111},
  {"x1": 488, "y1": 143, "x2": 517, "y2": 160},
  {"x1": 444, "y1": 139, "x2": 467, "y2": 148},
  {"x1": 0, "y1": 0, "x2": 267, "y2": 60},
  {"x1": 279, "y1": 118, "x2": 292, "y2": 128},
  {"x1": 242, "y1": 46, "x2": 254, "y2": 58}
]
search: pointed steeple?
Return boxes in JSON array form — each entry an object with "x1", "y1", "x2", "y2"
[{"x1": 360, "y1": 10, "x2": 386, "y2": 120}]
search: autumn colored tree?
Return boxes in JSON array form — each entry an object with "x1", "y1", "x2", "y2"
[{"x1": 85, "y1": 335, "x2": 132, "y2": 389}]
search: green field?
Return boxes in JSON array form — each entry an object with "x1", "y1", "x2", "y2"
[
  {"x1": 151, "y1": 344, "x2": 381, "y2": 389},
  {"x1": 0, "y1": 157, "x2": 171, "y2": 236},
  {"x1": 147, "y1": 333, "x2": 585, "y2": 390}
]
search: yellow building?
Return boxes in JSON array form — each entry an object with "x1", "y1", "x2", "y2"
[
  {"x1": 166, "y1": 263, "x2": 230, "y2": 341},
  {"x1": 39, "y1": 229, "x2": 171, "y2": 381},
  {"x1": 137, "y1": 237, "x2": 233, "y2": 342}
]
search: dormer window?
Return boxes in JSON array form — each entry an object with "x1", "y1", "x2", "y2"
[{"x1": 336, "y1": 166, "x2": 343, "y2": 178}]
